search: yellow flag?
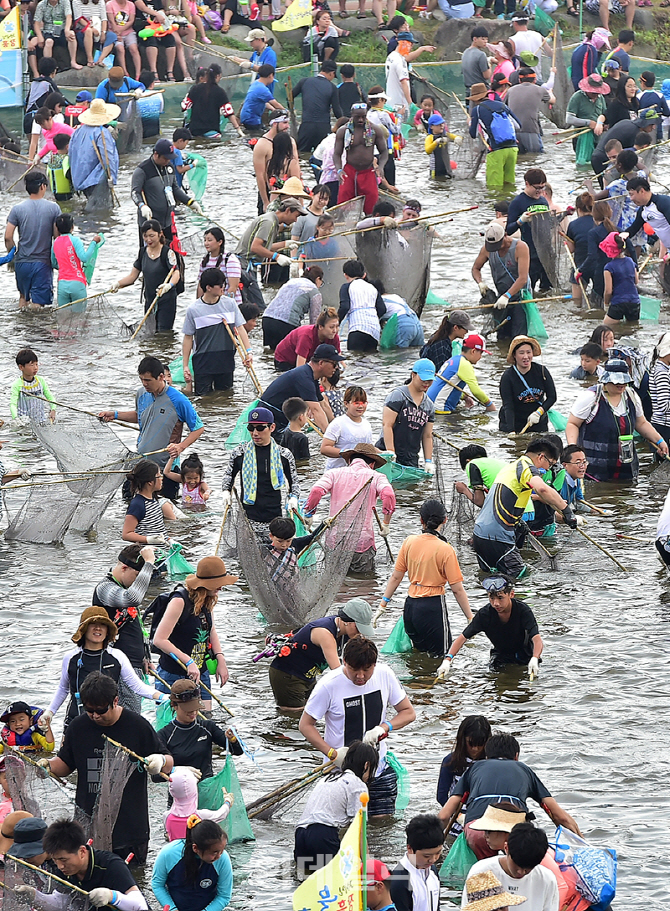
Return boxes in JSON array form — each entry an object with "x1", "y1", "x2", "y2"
[
  {"x1": 272, "y1": 0, "x2": 312, "y2": 32},
  {"x1": 293, "y1": 808, "x2": 365, "y2": 911},
  {"x1": 0, "y1": 5, "x2": 21, "y2": 51}
]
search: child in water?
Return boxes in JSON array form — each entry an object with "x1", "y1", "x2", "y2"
[
  {"x1": 424, "y1": 113, "x2": 461, "y2": 179},
  {"x1": 164, "y1": 452, "x2": 210, "y2": 508},
  {"x1": 413, "y1": 94, "x2": 440, "y2": 132},
  {"x1": 601, "y1": 231, "x2": 640, "y2": 326},
  {"x1": 9, "y1": 347, "x2": 56, "y2": 426},
  {"x1": 0, "y1": 701, "x2": 54, "y2": 799},
  {"x1": 436, "y1": 715, "x2": 491, "y2": 835},
  {"x1": 51, "y1": 213, "x2": 102, "y2": 311},
  {"x1": 164, "y1": 767, "x2": 234, "y2": 841}
]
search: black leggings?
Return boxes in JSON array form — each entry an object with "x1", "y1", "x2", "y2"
[
  {"x1": 223, "y1": 0, "x2": 253, "y2": 25},
  {"x1": 294, "y1": 823, "x2": 339, "y2": 875},
  {"x1": 262, "y1": 315, "x2": 293, "y2": 349},
  {"x1": 347, "y1": 330, "x2": 378, "y2": 352}
]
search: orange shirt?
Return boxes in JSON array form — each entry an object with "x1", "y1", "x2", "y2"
[{"x1": 395, "y1": 533, "x2": 464, "y2": 598}]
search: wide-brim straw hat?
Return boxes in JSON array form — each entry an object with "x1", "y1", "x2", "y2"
[
  {"x1": 341, "y1": 443, "x2": 387, "y2": 468},
  {"x1": 469, "y1": 804, "x2": 528, "y2": 832},
  {"x1": 507, "y1": 335, "x2": 542, "y2": 363},
  {"x1": 72, "y1": 606, "x2": 118, "y2": 643},
  {"x1": 78, "y1": 97, "x2": 121, "y2": 126},
  {"x1": 274, "y1": 176, "x2": 311, "y2": 198},
  {"x1": 463, "y1": 871, "x2": 526, "y2": 911},
  {"x1": 466, "y1": 82, "x2": 488, "y2": 103},
  {"x1": 185, "y1": 556, "x2": 238, "y2": 591}
]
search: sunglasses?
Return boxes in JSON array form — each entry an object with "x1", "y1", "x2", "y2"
[
  {"x1": 84, "y1": 704, "x2": 113, "y2": 716},
  {"x1": 247, "y1": 423, "x2": 270, "y2": 431}
]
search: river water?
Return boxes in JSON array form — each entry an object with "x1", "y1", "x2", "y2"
[{"x1": 0, "y1": 106, "x2": 669, "y2": 908}]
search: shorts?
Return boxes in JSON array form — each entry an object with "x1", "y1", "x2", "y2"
[
  {"x1": 268, "y1": 666, "x2": 315, "y2": 708},
  {"x1": 155, "y1": 666, "x2": 211, "y2": 694},
  {"x1": 138, "y1": 29, "x2": 176, "y2": 48},
  {"x1": 586, "y1": 0, "x2": 626, "y2": 11},
  {"x1": 437, "y1": 0, "x2": 475, "y2": 16},
  {"x1": 607, "y1": 300, "x2": 640, "y2": 322},
  {"x1": 57, "y1": 279, "x2": 87, "y2": 311},
  {"x1": 115, "y1": 30, "x2": 138, "y2": 47},
  {"x1": 485, "y1": 146, "x2": 517, "y2": 187},
  {"x1": 43, "y1": 31, "x2": 69, "y2": 47},
  {"x1": 294, "y1": 823, "x2": 339, "y2": 875},
  {"x1": 472, "y1": 533, "x2": 526, "y2": 578},
  {"x1": 14, "y1": 261, "x2": 53, "y2": 306},
  {"x1": 367, "y1": 762, "x2": 397, "y2": 817}
]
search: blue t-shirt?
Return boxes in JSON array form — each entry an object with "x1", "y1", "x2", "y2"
[
  {"x1": 240, "y1": 80, "x2": 275, "y2": 126},
  {"x1": 135, "y1": 384, "x2": 204, "y2": 468},
  {"x1": 173, "y1": 147, "x2": 185, "y2": 187},
  {"x1": 251, "y1": 45, "x2": 277, "y2": 70},
  {"x1": 566, "y1": 214, "x2": 594, "y2": 268},
  {"x1": 604, "y1": 256, "x2": 639, "y2": 305}
]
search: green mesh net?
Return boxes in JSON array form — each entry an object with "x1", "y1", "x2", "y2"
[
  {"x1": 533, "y1": 6, "x2": 555, "y2": 35},
  {"x1": 376, "y1": 460, "x2": 432, "y2": 489},
  {"x1": 575, "y1": 130, "x2": 595, "y2": 167},
  {"x1": 439, "y1": 832, "x2": 477, "y2": 890},
  {"x1": 198, "y1": 755, "x2": 255, "y2": 843},
  {"x1": 380, "y1": 313, "x2": 399, "y2": 350},
  {"x1": 83, "y1": 235, "x2": 104, "y2": 284},
  {"x1": 381, "y1": 615, "x2": 413, "y2": 654},
  {"x1": 167, "y1": 353, "x2": 193, "y2": 387},
  {"x1": 385, "y1": 749, "x2": 410, "y2": 811},
  {"x1": 521, "y1": 291, "x2": 548, "y2": 341},
  {"x1": 185, "y1": 153, "x2": 208, "y2": 201},
  {"x1": 425, "y1": 289, "x2": 450, "y2": 308},
  {"x1": 157, "y1": 543, "x2": 195, "y2": 580},
  {"x1": 155, "y1": 700, "x2": 175, "y2": 731},
  {"x1": 225, "y1": 400, "x2": 259, "y2": 450},
  {"x1": 640, "y1": 295, "x2": 661, "y2": 322},
  {"x1": 548, "y1": 409, "x2": 568, "y2": 432}
]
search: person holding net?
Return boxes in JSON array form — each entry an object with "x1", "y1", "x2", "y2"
[
  {"x1": 9, "y1": 347, "x2": 57, "y2": 427},
  {"x1": 472, "y1": 222, "x2": 530, "y2": 341},
  {"x1": 152, "y1": 818, "x2": 232, "y2": 911}
]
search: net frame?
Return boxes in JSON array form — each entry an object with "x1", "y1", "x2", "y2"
[
  {"x1": 530, "y1": 210, "x2": 571, "y2": 290},
  {"x1": 73, "y1": 740, "x2": 136, "y2": 851},
  {"x1": 53, "y1": 293, "x2": 135, "y2": 340}
]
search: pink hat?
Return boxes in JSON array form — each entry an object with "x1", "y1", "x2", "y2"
[
  {"x1": 598, "y1": 231, "x2": 622, "y2": 259},
  {"x1": 591, "y1": 27, "x2": 611, "y2": 50},
  {"x1": 168, "y1": 767, "x2": 199, "y2": 817}
]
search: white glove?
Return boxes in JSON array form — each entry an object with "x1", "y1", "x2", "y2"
[
  {"x1": 157, "y1": 282, "x2": 172, "y2": 296},
  {"x1": 518, "y1": 211, "x2": 532, "y2": 224},
  {"x1": 132, "y1": 88, "x2": 143, "y2": 98},
  {"x1": 189, "y1": 200, "x2": 204, "y2": 216},
  {"x1": 495, "y1": 294, "x2": 509, "y2": 310},
  {"x1": 222, "y1": 787, "x2": 235, "y2": 806},
  {"x1": 576, "y1": 515, "x2": 587, "y2": 527},
  {"x1": 171, "y1": 504, "x2": 187, "y2": 520},
  {"x1": 14, "y1": 886, "x2": 36, "y2": 901},
  {"x1": 452, "y1": 134, "x2": 463, "y2": 146},
  {"x1": 275, "y1": 254, "x2": 291, "y2": 267},
  {"x1": 528, "y1": 656, "x2": 540, "y2": 677},
  {"x1": 332, "y1": 747, "x2": 348, "y2": 767},
  {"x1": 184, "y1": 765, "x2": 203, "y2": 780},
  {"x1": 380, "y1": 450, "x2": 396, "y2": 462},
  {"x1": 37, "y1": 710, "x2": 53, "y2": 730},
  {"x1": 383, "y1": 216, "x2": 398, "y2": 228},
  {"x1": 221, "y1": 490, "x2": 232, "y2": 509},
  {"x1": 478, "y1": 282, "x2": 490, "y2": 295},
  {"x1": 239, "y1": 58, "x2": 252, "y2": 69},
  {"x1": 88, "y1": 889, "x2": 113, "y2": 908},
  {"x1": 424, "y1": 459, "x2": 435, "y2": 476},
  {"x1": 379, "y1": 522, "x2": 390, "y2": 538},
  {"x1": 284, "y1": 241, "x2": 300, "y2": 252},
  {"x1": 146, "y1": 534, "x2": 167, "y2": 546},
  {"x1": 36, "y1": 758, "x2": 51, "y2": 778},
  {"x1": 144, "y1": 753, "x2": 167, "y2": 775},
  {"x1": 527, "y1": 409, "x2": 543, "y2": 427},
  {"x1": 362, "y1": 725, "x2": 386, "y2": 746},
  {"x1": 12, "y1": 415, "x2": 30, "y2": 428},
  {"x1": 373, "y1": 604, "x2": 387, "y2": 627},
  {"x1": 110, "y1": 281, "x2": 120, "y2": 292},
  {"x1": 303, "y1": 514, "x2": 314, "y2": 531},
  {"x1": 140, "y1": 204, "x2": 152, "y2": 220},
  {"x1": 237, "y1": 127, "x2": 246, "y2": 138},
  {"x1": 287, "y1": 496, "x2": 299, "y2": 513},
  {"x1": 20, "y1": 469, "x2": 31, "y2": 480},
  {"x1": 436, "y1": 657, "x2": 453, "y2": 679}
]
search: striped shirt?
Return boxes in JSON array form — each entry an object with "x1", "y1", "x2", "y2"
[
  {"x1": 126, "y1": 494, "x2": 166, "y2": 536},
  {"x1": 651, "y1": 359, "x2": 670, "y2": 427}
]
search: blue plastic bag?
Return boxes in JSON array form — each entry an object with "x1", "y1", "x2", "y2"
[{"x1": 551, "y1": 825, "x2": 617, "y2": 910}]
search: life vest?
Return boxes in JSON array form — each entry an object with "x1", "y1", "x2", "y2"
[
  {"x1": 48, "y1": 154, "x2": 73, "y2": 198},
  {"x1": 578, "y1": 384, "x2": 638, "y2": 482}
]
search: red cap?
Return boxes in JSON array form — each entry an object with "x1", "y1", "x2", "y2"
[
  {"x1": 463, "y1": 332, "x2": 491, "y2": 354},
  {"x1": 366, "y1": 858, "x2": 391, "y2": 884}
]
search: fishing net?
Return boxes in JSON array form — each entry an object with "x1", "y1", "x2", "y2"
[
  {"x1": 356, "y1": 225, "x2": 432, "y2": 316},
  {"x1": 521, "y1": 290, "x2": 549, "y2": 341},
  {"x1": 530, "y1": 211, "x2": 571, "y2": 291},
  {"x1": 115, "y1": 99, "x2": 143, "y2": 155},
  {"x1": 326, "y1": 195, "x2": 365, "y2": 230},
  {"x1": 575, "y1": 130, "x2": 595, "y2": 166},
  {"x1": 381, "y1": 615, "x2": 413, "y2": 654},
  {"x1": 545, "y1": 28, "x2": 570, "y2": 129},
  {"x1": 235, "y1": 486, "x2": 369, "y2": 626},
  {"x1": 3, "y1": 752, "x2": 73, "y2": 819},
  {"x1": 301, "y1": 233, "x2": 356, "y2": 311},
  {"x1": 385, "y1": 750, "x2": 410, "y2": 811},
  {"x1": 380, "y1": 313, "x2": 399, "y2": 350},
  {"x1": 73, "y1": 740, "x2": 136, "y2": 851},
  {"x1": 4, "y1": 857, "x2": 90, "y2": 911},
  {"x1": 53, "y1": 292, "x2": 135, "y2": 341},
  {"x1": 440, "y1": 481, "x2": 477, "y2": 550},
  {"x1": 548, "y1": 409, "x2": 568, "y2": 432},
  {"x1": 0, "y1": 153, "x2": 32, "y2": 192},
  {"x1": 155, "y1": 699, "x2": 175, "y2": 731},
  {"x1": 156, "y1": 541, "x2": 196, "y2": 580},
  {"x1": 450, "y1": 131, "x2": 486, "y2": 181},
  {"x1": 198, "y1": 754, "x2": 255, "y2": 843},
  {"x1": 425, "y1": 289, "x2": 451, "y2": 308},
  {"x1": 184, "y1": 152, "x2": 208, "y2": 201},
  {"x1": 376, "y1": 460, "x2": 432, "y2": 489},
  {"x1": 640, "y1": 295, "x2": 661, "y2": 322}
]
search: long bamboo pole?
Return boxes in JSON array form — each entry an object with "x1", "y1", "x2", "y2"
[
  {"x1": 575, "y1": 526, "x2": 627, "y2": 571},
  {"x1": 127, "y1": 267, "x2": 177, "y2": 342},
  {"x1": 25, "y1": 392, "x2": 139, "y2": 431},
  {"x1": 102, "y1": 734, "x2": 171, "y2": 780},
  {"x1": 170, "y1": 654, "x2": 234, "y2": 718}
]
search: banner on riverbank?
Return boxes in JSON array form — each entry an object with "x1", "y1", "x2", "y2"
[
  {"x1": 272, "y1": 0, "x2": 312, "y2": 32},
  {"x1": 0, "y1": 6, "x2": 22, "y2": 108}
]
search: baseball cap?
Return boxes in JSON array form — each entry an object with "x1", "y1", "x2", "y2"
[
  {"x1": 245, "y1": 27, "x2": 266, "y2": 40},
  {"x1": 338, "y1": 598, "x2": 374, "y2": 638},
  {"x1": 7, "y1": 818, "x2": 48, "y2": 859},
  {"x1": 484, "y1": 220, "x2": 505, "y2": 251},
  {"x1": 1, "y1": 701, "x2": 33, "y2": 724},
  {"x1": 427, "y1": 113, "x2": 445, "y2": 126},
  {"x1": 313, "y1": 343, "x2": 345, "y2": 362},
  {"x1": 247, "y1": 406, "x2": 275, "y2": 424},
  {"x1": 449, "y1": 309, "x2": 473, "y2": 331},
  {"x1": 463, "y1": 333, "x2": 491, "y2": 354},
  {"x1": 279, "y1": 196, "x2": 309, "y2": 215},
  {"x1": 366, "y1": 858, "x2": 391, "y2": 885},
  {"x1": 76, "y1": 90, "x2": 93, "y2": 103},
  {"x1": 412, "y1": 358, "x2": 436, "y2": 381},
  {"x1": 397, "y1": 30, "x2": 417, "y2": 42},
  {"x1": 109, "y1": 65, "x2": 125, "y2": 86},
  {"x1": 153, "y1": 138, "x2": 175, "y2": 158}
]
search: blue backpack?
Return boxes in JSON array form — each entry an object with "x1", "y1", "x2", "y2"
[{"x1": 489, "y1": 109, "x2": 517, "y2": 144}]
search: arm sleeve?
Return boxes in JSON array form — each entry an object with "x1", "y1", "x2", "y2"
[
  {"x1": 541, "y1": 367, "x2": 557, "y2": 412},
  {"x1": 625, "y1": 207, "x2": 645, "y2": 240},
  {"x1": 115, "y1": 649, "x2": 156, "y2": 698},
  {"x1": 130, "y1": 166, "x2": 146, "y2": 208},
  {"x1": 221, "y1": 448, "x2": 244, "y2": 492},
  {"x1": 457, "y1": 359, "x2": 491, "y2": 406},
  {"x1": 436, "y1": 754, "x2": 455, "y2": 805},
  {"x1": 282, "y1": 449, "x2": 301, "y2": 499},
  {"x1": 466, "y1": 462, "x2": 484, "y2": 490},
  {"x1": 205, "y1": 851, "x2": 233, "y2": 911},
  {"x1": 388, "y1": 871, "x2": 414, "y2": 911},
  {"x1": 375, "y1": 293, "x2": 386, "y2": 318},
  {"x1": 304, "y1": 474, "x2": 331, "y2": 514},
  {"x1": 9, "y1": 378, "x2": 20, "y2": 419},
  {"x1": 170, "y1": 389, "x2": 204, "y2": 432},
  {"x1": 462, "y1": 610, "x2": 485, "y2": 639},
  {"x1": 425, "y1": 134, "x2": 439, "y2": 154},
  {"x1": 80, "y1": 238, "x2": 100, "y2": 264},
  {"x1": 331, "y1": 84, "x2": 343, "y2": 119},
  {"x1": 48, "y1": 653, "x2": 73, "y2": 715},
  {"x1": 292, "y1": 79, "x2": 304, "y2": 97},
  {"x1": 39, "y1": 378, "x2": 57, "y2": 407}
]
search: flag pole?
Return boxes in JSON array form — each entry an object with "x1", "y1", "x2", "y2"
[{"x1": 359, "y1": 793, "x2": 369, "y2": 910}]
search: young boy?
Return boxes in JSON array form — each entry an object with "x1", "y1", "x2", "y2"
[
  {"x1": 172, "y1": 126, "x2": 193, "y2": 187},
  {"x1": 424, "y1": 113, "x2": 461, "y2": 179},
  {"x1": 560, "y1": 443, "x2": 598, "y2": 513},
  {"x1": 455, "y1": 444, "x2": 506, "y2": 507},
  {"x1": 337, "y1": 64, "x2": 367, "y2": 117},
  {"x1": 464, "y1": 823, "x2": 559, "y2": 910},
  {"x1": 278, "y1": 397, "x2": 310, "y2": 461},
  {"x1": 0, "y1": 702, "x2": 54, "y2": 754},
  {"x1": 240, "y1": 301, "x2": 261, "y2": 335},
  {"x1": 265, "y1": 515, "x2": 324, "y2": 583},
  {"x1": 389, "y1": 815, "x2": 444, "y2": 911},
  {"x1": 571, "y1": 342, "x2": 604, "y2": 380},
  {"x1": 426, "y1": 333, "x2": 497, "y2": 415},
  {"x1": 9, "y1": 348, "x2": 56, "y2": 426},
  {"x1": 51, "y1": 213, "x2": 102, "y2": 310},
  {"x1": 46, "y1": 132, "x2": 73, "y2": 201}
]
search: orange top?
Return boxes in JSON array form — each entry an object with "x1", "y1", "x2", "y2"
[{"x1": 395, "y1": 533, "x2": 464, "y2": 598}]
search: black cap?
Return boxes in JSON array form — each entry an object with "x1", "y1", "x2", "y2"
[
  {"x1": 1, "y1": 702, "x2": 33, "y2": 724},
  {"x1": 7, "y1": 818, "x2": 48, "y2": 859},
  {"x1": 312, "y1": 343, "x2": 345, "y2": 363},
  {"x1": 153, "y1": 138, "x2": 175, "y2": 158},
  {"x1": 118, "y1": 544, "x2": 146, "y2": 572}
]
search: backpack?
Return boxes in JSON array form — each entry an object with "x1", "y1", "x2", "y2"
[
  {"x1": 226, "y1": 252, "x2": 264, "y2": 308},
  {"x1": 161, "y1": 244, "x2": 186, "y2": 296},
  {"x1": 142, "y1": 584, "x2": 188, "y2": 654},
  {"x1": 489, "y1": 109, "x2": 517, "y2": 144}
]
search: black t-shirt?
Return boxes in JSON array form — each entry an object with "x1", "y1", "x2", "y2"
[
  {"x1": 498, "y1": 362, "x2": 556, "y2": 433},
  {"x1": 157, "y1": 590, "x2": 213, "y2": 676},
  {"x1": 58, "y1": 709, "x2": 169, "y2": 850},
  {"x1": 157, "y1": 718, "x2": 242, "y2": 779},
  {"x1": 262, "y1": 364, "x2": 323, "y2": 431},
  {"x1": 566, "y1": 214, "x2": 594, "y2": 269},
  {"x1": 63, "y1": 846, "x2": 138, "y2": 893},
  {"x1": 133, "y1": 245, "x2": 177, "y2": 309},
  {"x1": 186, "y1": 83, "x2": 232, "y2": 135},
  {"x1": 229, "y1": 443, "x2": 295, "y2": 523},
  {"x1": 270, "y1": 616, "x2": 340, "y2": 681},
  {"x1": 454, "y1": 757, "x2": 551, "y2": 825},
  {"x1": 462, "y1": 598, "x2": 539, "y2": 662},
  {"x1": 277, "y1": 427, "x2": 310, "y2": 461}
]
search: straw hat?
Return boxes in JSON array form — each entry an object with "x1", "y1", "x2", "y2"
[
  {"x1": 72, "y1": 606, "x2": 118, "y2": 644},
  {"x1": 274, "y1": 176, "x2": 311, "y2": 199},
  {"x1": 463, "y1": 871, "x2": 526, "y2": 911},
  {"x1": 185, "y1": 556, "x2": 238, "y2": 591},
  {"x1": 506, "y1": 335, "x2": 542, "y2": 363},
  {"x1": 341, "y1": 443, "x2": 387, "y2": 468},
  {"x1": 469, "y1": 803, "x2": 528, "y2": 832},
  {"x1": 78, "y1": 98, "x2": 121, "y2": 126}
]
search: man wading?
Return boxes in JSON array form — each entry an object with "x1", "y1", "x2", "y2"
[{"x1": 333, "y1": 103, "x2": 388, "y2": 216}]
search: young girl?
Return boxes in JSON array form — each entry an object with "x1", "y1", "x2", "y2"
[
  {"x1": 413, "y1": 94, "x2": 440, "y2": 132},
  {"x1": 321, "y1": 367, "x2": 345, "y2": 418},
  {"x1": 152, "y1": 818, "x2": 233, "y2": 911},
  {"x1": 197, "y1": 227, "x2": 242, "y2": 306},
  {"x1": 436, "y1": 715, "x2": 491, "y2": 824},
  {"x1": 301, "y1": 214, "x2": 339, "y2": 261},
  {"x1": 321, "y1": 386, "x2": 374, "y2": 470},
  {"x1": 164, "y1": 452, "x2": 210, "y2": 507},
  {"x1": 165, "y1": 767, "x2": 233, "y2": 841},
  {"x1": 51, "y1": 214, "x2": 102, "y2": 310},
  {"x1": 601, "y1": 231, "x2": 640, "y2": 326},
  {"x1": 294, "y1": 741, "x2": 377, "y2": 875},
  {"x1": 122, "y1": 459, "x2": 175, "y2": 545}
]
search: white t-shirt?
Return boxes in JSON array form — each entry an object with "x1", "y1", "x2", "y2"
[
  {"x1": 570, "y1": 386, "x2": 643, "y2": 421},
  {"x1": 385, "y1": 51, "x2": 410, "y2": 109},
  {"x1": 657, "y1": 486, "x2": 670, "y2": 538},
  {"x1": 323, "y1": 414, "x2": 373, "y2": 470},
  {"x1": 304, "y1": 663, "x2": 406, "y2": 773},
  {"x1": 296, "y1": 769, "x2": 368, "y2": 828},
  {"x1": 461, "y1": 857, "x2": 559, "y2": 911},
  {"x1": 510, "y1": 29, "x2": 545, "y2": 77}
]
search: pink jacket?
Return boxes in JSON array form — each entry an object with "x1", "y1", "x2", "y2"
[
  {"x1": 304, "y1": 459, "x2": 396, "y2": 552},
  {"x1": 37, "y1": 121, "x2": 75, "y2": 159}
]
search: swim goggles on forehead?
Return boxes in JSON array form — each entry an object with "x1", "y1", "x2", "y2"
[
  {"x1": 481, "y1": 575, "x2": 513, "y2": 593},
  {"x1": 172, "y1": 687, "x2": 201, "y2": 702}
]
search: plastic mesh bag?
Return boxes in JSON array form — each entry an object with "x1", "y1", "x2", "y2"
[
  {"x1": 167, "y1": 353, "x2": 193, "y2": 387},
  {"x1": 376, "y1": 460, "x2": 432, "y2": 489},
  {"x1": 157, "y1": 542, "x2": 196, "y2": 580},
  {"x1": 425, "y1": 289, "x2": 450, "y2": 308},
  {"x1": 155, "y1": 700, "x2": 175, "y2": 731},
  {"x1": 640, "y1": 295, "x2": 661, "y2": 321},
  {"x1": 184, "y1": 153, "x2": 208, "y2": 201},
  {"x1": 575, "y1": 130, "x2": 595, "y2": 166},
  {"x1": 521, "y1": 291, "x2": 549, "y2": 341},
  {"x1": 198, "y1": 754, "x2": 255, "y2": 843},
  {"x1": 385, "y1": 749, "x2": 410, "y2": 810},
  {"x1": 548, "y1": 409, "x2": 568, "y2": 432},
  {"x1": 225, "y1": 400, "x2": 259, "y2": 450},
  {"x1": 380, "y1": 313, "x2": 399, "y2": 350},
  {"x1": 356, "y1": 225, "x2": 432, "y2": 316},
  {"x1": 381, "y1": 615, "x2": 413, "y2": 654},
  {"x1": 439, "y1": 832, "x2": 477, "y2": 890}
]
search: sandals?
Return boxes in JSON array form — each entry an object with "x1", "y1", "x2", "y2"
[
  {"x1": 356, "y1": 11, "x2": 367, "y2": 16},
  {"x1": 567, "y1": 6, "x2": 578, "y2": 14},
  {"x1": 338, "y1": 10, "x2": 348, "y2": 16},
  {"x1": 166, "y1": 71, "x2": 175, "y2": 82}
]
